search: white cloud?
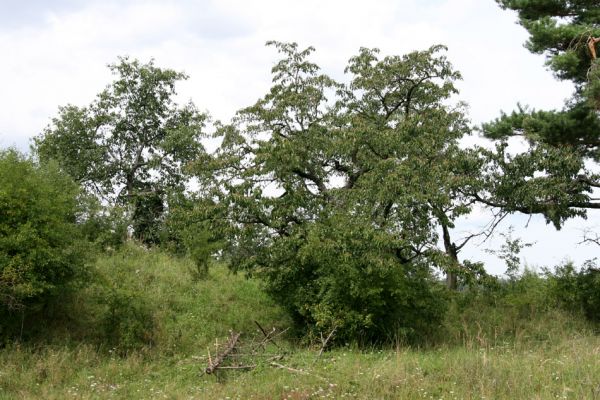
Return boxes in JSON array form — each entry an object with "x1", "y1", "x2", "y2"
[{"x1": 0, "y1": 0, "x2": 573, "y2": 148}]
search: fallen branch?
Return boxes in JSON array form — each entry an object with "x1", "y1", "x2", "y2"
[
  {"x1": 315, "y1": 326, "x2": 337, "y2": 362},
  {"x1": 200, "y1": 325, "x2": 289, "y2": 378},
  {"x1": 254, "y1": 320, "x2": 282, "y2": 351},
  {"x1": 213, "y1": 365, "x2": 256, "y2": 370},
  {"x1": 205, "y1": 332, "x2": 241, "y2": 375},
  {"x1": 270, "y1": 361, "x2": 308, "y2": 374},
  {"x1": 251, "y1": 322, "x2": 289, "y2": 355}
]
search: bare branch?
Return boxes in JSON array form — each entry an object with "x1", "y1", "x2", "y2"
[{"x1": 579, "y1": 229, "x2": 600, "y2": 246}]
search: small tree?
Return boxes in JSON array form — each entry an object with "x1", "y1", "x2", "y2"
[
  {"x1": 486, "y1": 226, "x2": 534, "y2": 280},
  {"x1": 35, "y1": 57, "x2": 207, "y2": 243},
  {"x1": 164, "y1": 194, "x2": 224, "y2": 280}
]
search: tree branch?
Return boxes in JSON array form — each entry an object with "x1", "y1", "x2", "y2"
[{"x1": 291, "y1": 168, "x2": 327, "y2": 193}]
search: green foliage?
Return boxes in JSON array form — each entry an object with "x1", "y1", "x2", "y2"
[
  {"x1": 483, "y1": 1, "x2": 600, "y2": 225},
  {"x1": 182, "y1": 224, "x2": 222, "y2": 280},
  {"x1": 0, "y1": 150, "x2": 90, "y2": 328},
  {"x1": 131, "y1": 191, "x2": 165, "y2": 245},
  {"x1": 2, "y1": 334, "x2": 600, "y2": 399},
  {"x1": 198, "y1": 42, "x2": 481, "y2": 341},
  {"x1": 576, "y1": 264, "x2": 600, "y2": 323},
  {"x1": 578, "y1": 267, "x2": 600, "y2": 322},
  {"x1": 88, "y1": 246, "x2": 161, "y2": 354},
  {"x1": 547, "y1": 260, "x2": 600, "y2": 322},
  {"x1": 443, "y1": 259, "x2": 600, "y2": 348},
  {"x1": 0, "y1": 249, "x2": 597, "y2": 400},
  {"x1": 496, "y1": 0, "x2": 600, "y2": 84},
  {"x1": 261, "y1": 214, "x2": 448, "y2": 344},
  {"x1": 67, "y1": 243, "x2": 287, "y2": 355},
  {"x1": 501, "y1": 270, "x2": 551, "y2": 319},
  {"x1": 483, "y1": 102, "x2": 600, "y2": 161},
  {"x1": 97, "y1": 287, "x2": 156, "y2": 354},
  {"x1": 77, "y1": 195, "x2": 129, "y2": 251},
  {"x1": 162, "y1": 195, "x2": 224, "y2": 279},
  {"x1": 35, "y1": 57, "x2": 208, "y2": 244},
  {"x1": 441, "y1": 267, "x2": 597, "y2": 351},
  {"x1": 545, "y1": 261, "x2": 582, "y2": 311},
  {"x1": 486, "y1": 227, "x2": 534, "y2": 279}
]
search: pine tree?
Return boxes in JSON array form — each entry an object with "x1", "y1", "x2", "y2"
[{"x1": 481, "y1": 0, "x2": 600, "y2": 227}]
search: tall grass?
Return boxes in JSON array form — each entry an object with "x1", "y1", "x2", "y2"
[
  {"x1": 2, "y1": 325, "x2": 598, "y2": 399},
  {"x1": 0, "y1": 244, "x2": 598, "y2": 399}
]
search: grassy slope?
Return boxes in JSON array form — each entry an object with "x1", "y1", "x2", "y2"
[{"x1": 1, "y1": 244, "x2": 599, "y2": 399}]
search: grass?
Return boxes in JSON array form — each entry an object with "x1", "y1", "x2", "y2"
[
  {"x1": 86, "y1": 243, "x2": 290, "y2": 353},
  {"x1": 1, "y1": 243, "x2": 599, "y2": 399},
  {"x1": 2, "y1": 333, "x2": 599, "y2": 399}
]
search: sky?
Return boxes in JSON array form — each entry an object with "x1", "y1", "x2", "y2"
[{"x1": 0, "y1": 0, "x2": 597, "y2": 275}]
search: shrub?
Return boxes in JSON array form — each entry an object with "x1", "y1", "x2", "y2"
[
  {"x1": 502, "y1": 269, "x2": 550, "y2": 318},
  {"x1": 98, "y1": 287, "x2": 156, "y2": 354},
  {"x1": 546, "y1": 260, "x2": 600, "y2": 323},
  {"x1": 257, "y1": 215, "x2": 448, "y2": 345},
  {"x1": 546, "y1": 262, "x2": 581, "y2": 312},
  {"x1": 0, "y1": 150, "x2": 90, "y2": 335},
  {"x1": 88, "y1": 245, "x2": 162, "y2": 353},
  {"x1": 578, "y1": 267, "x2": 600, "y2": 322},
  {"x1": 440, "y1": 267, "x2": 600, "y2": 348},
  {"x1": 162, "y1": 197, "x2": 223, "y2": 280}
]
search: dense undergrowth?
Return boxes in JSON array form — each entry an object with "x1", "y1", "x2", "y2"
[{"x1": 0, "y1": 243, "x2": 598, "y2": 399}]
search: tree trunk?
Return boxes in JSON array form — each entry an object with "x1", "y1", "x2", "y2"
[{"x1": 441, "y1": 221, "x2": 459, "y2": 290}]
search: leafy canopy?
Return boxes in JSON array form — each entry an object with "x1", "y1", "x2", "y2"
[
  {"x1": 196, "y1": 42, "x2": 482, "y2": 341},
  {"x1": 35, "y1": 57, "x2": 207, "y2": 242}
]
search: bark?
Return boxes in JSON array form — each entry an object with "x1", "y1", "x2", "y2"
[{"x1": 441, "y1": 221, "x2": 459, "y2": 290}]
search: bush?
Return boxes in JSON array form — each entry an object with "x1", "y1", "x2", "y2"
[
  {"x1": 577, "y1": 265, "x2": 600, "y2": 322},
  {"x1": 162, "y1": 197, "x2": 223, "y2": 280},
  {"x1": 441, "y1": 269, "x2": 595, "y2": 348},
  {"x1": 547, "y1": 260, "x2": 600, "y2": 323},
  {"x1": 502, "y1": 269, "x2": 550, "y2": 318},
  {"x1": 97, "y1": 287, "x2": 156, "y2": 354},
  {"x1": 546, "y1": 262, "x2": 581, "y2": 312},
  {"x1": 0, "y1": 150, "x2": 90, "y2": 335},
  {"x1": 90, "y1": 245, "x2": 160, "y2": 353},
  {"x1": 257, "y1": 215, "x2": 448, "y2": 345}
]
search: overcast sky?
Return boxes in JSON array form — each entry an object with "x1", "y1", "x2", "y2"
[{"x1": 1, "y1": 0, "x2": 597, "y2": 274}]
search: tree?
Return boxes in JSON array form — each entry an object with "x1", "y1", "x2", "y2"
[
  {"x1": 480, "y1": 1, "x2": 600, "y2": 228},
  {"x1": 0, "y1": 149, "x2": 89, "y2": 329},
  {"x1": 35, "y1": 57, "x2": 207, "y2": 243},
  {"x1": 162, "y1": 193, "x2": 224, "y2": 279},
  {"x1": 339, "y1": 45, "x2": 491, "y2": 289},
  {"x1": 196, "y1": 42, "x2": 486, "y2": 341}
]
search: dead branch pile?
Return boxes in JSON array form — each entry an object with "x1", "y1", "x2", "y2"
[
  {"x1": 201, "y1": 321, "x2": 288, "y2": 377},
  {"x1": 201, "y1": 321, "x2": 337, "y2": 380}
]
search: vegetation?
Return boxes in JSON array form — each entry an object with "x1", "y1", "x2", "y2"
[
  {"x1": 35, "y1": 58, "x2": 207, "y2": 244},
  {"x1": 482, "y1": 0, "x2": 600, "y2": 227},
  {"x1": 548, "y1": 261, "x2": 600, "y2": 323},
  {"x1": 0, "y1": 1, "x2": 599, "y2": 398},
  {"x1": 0, "y1": 244, "x2": 598, "y2": 399},
  {"x1": 195, "y1": 42, "x2": 494, "y2": 341},
  {"x1": 0, "y1": 150, "x2": 90, "y2": 340}
]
